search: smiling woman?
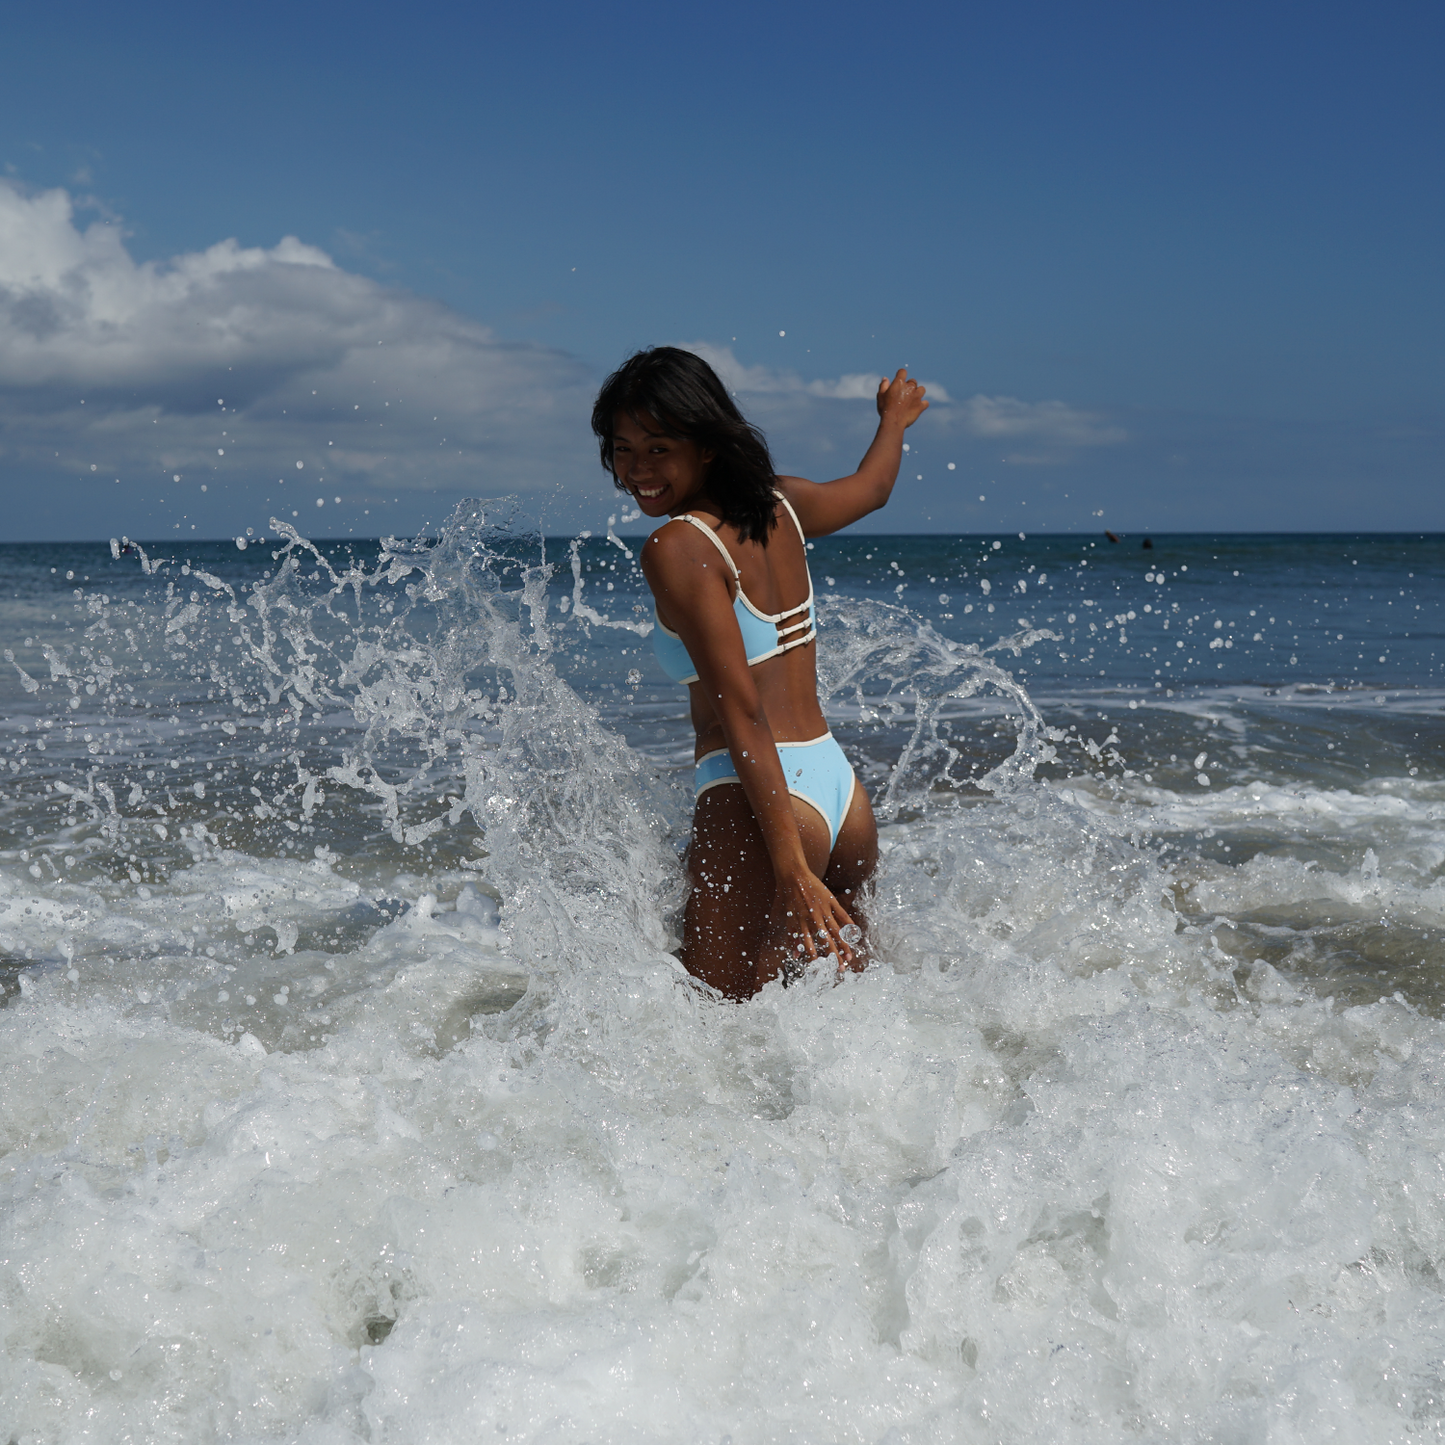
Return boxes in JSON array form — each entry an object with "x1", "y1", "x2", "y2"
[{"x1": 591, "y1": 346, "x2": 928, "y2": 997}]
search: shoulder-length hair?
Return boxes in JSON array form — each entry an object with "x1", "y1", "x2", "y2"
[{"x1": 591, "y1": 347, "x2": 778, "y2": 544}]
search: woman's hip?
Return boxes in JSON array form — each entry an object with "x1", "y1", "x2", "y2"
[{"x1": 693, "y1": 733, "x2": 856, "y2": 849}]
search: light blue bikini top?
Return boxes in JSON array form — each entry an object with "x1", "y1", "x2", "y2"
[{"x1": 651, "y1": 490, "x2": 817, "y2": 686}]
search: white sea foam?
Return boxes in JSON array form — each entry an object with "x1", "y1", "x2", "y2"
[{"x1": 7, "y1": 815, "x2": 1445, "y2": 1442}]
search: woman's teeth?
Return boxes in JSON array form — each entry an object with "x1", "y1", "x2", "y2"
[{"x1": 636, "y1": 486, "x2": 665, "y2": 498}]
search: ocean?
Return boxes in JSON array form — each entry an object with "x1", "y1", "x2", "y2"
[{"x1": 2, "y1": 506, "x2": 1443, "y2": 1443}]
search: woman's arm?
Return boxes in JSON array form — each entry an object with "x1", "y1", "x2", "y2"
[
  {"x1": 643, "y1": 523, "x2": 858, "y2": 972},
  {"x1": 776, "y1": 367, "x2": 930, "y2": 536}
]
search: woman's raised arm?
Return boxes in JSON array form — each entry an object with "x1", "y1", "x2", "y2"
[{"x1": 777, "y1": 367, "x2": 930, "y2": 536}]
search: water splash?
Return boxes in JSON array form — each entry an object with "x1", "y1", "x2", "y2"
[
  {"x1": 815, "y1": 595, "x2": 1059, "y2": 814},
  {"x1": 7, "y1": 504, "x2": 1063, "y2": 972}
]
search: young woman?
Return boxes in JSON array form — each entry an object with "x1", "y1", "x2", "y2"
[{"x1": 592, "y1": 348, "x2": 928, "y2": 999}]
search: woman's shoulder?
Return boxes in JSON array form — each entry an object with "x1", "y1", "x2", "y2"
[
  {"x1": 766, "y1": 483, "x2": 811, "y2": 544},
  {"x1": 642, "y1": 513, "x2": 730, "y2": 578},
  {"x1": 646, "y1": 512, "x2": 715, "y2": 549},
  {"x1": 641, "y1": 516, "x2": 689, "y2": 564}
]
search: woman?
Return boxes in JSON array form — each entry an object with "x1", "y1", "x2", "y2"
[{"x1": 592, "y1": 348, "x2": 928, "y2": 999}]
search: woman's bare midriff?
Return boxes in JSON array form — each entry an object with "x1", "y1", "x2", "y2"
[{"x1": 687, "y1": 643, "x2": 826, "y2": 760}]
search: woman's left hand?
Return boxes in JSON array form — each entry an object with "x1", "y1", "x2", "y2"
[{"x1": 876, "y1": 367, "x2": 929, "y2": 429}]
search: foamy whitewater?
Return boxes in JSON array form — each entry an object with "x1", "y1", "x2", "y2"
[{"x1": 2, "y1": 512, "x2": 1443, "y2": 1443}]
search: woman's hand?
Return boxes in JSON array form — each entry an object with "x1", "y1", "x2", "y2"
[
  {"x1": 772, "y1": 366, "x2": 930, "y2": 536},
  {"x1": 766, "y1": 863, "x2": 860, "y2": 980},
  {"x1": 877, "y1": 367, "x2": 929, "y2": 428}
]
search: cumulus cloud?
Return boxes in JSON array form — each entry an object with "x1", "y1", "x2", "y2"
[
  {"x1": 958, "y1": 394, "x2": 1126, "y2": 447},
  {"x1": 681, "y1": 342, "x2": 952, "y2": 403},
  {"x1": 0, "y1": 180, "x2": 598, "y2": 533},
  {"x1": 0, "y1": 187, "x2": 339, "y2": 390},
  {"x1": 681, "y1": 345, "x2": 1125, "y2": 452},
  {"x1": 678, "y1": 342, "x2": 1123, "y2": 475}
]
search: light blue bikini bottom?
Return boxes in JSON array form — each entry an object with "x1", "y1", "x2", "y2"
[{"x1": 694, "y1": 732, "x2": 857, "y2": 848}]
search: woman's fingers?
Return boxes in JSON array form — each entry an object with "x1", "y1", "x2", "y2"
[
  {"x1": 776, "y1": 873, "x2": 859, "y2": 973},
  {"x1": 877, "y1": 368, "x2": 929, "y2": 423},
  {"x1": 764, "y1": 867, "x2": 867, "y2": 985},
  {"x1": 783, "y1": 900, "x2": 822, "y2": 960},
  {"x1": 814, "y1": 895, "x2": 858, "y2": 966}
]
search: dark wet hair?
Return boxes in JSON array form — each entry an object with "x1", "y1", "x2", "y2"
[{"x1": 591, "y1": 347, "x2": 778, "y2": 544}]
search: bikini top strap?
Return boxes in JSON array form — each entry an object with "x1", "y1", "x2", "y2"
[
  {"x1": 673, "y1": 513, "x2": 740, "y2": 579},
  {"x1": 772, "y1": 489, "x2": 808, "y2": 547}
]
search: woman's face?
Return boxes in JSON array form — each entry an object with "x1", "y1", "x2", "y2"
[{"x1": 610, "y1": 412, "x2": 714, "y2": 517}]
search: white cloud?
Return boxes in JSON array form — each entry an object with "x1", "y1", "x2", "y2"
[
  {"x1": 683, "y1": 342, "x2": 1123, "y2": 450},
  {"x1": 957, "y1": 393, "x2": 1126, "y2": 447},
  {"x1": 680, "y1": 342, "x2": 952, "y2": 404},
  {"x1": 678, "y1": 343, "x2": 1123, "y2": 475},
  {"x1": 0, "y1": 180, "x2": 598, "y2": 526}
]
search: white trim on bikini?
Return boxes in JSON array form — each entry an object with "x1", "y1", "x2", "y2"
[{"x1": 653, "y1": 492, "x2": 817, "y2": 662}]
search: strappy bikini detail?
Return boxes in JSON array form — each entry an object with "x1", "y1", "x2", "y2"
[{"x1": 651, "y1": 491, "x2": 817, "y2": 686}]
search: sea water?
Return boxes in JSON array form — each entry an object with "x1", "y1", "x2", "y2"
[{"x1": 1, "y1": 510, "x2": 1443, "y2": 1444}]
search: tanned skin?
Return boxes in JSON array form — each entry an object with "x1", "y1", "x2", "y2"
[{"x1": 617, "y1": 369, "x2": 929, "y2": 998}]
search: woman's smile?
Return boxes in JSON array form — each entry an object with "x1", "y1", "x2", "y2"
[{"x1": 610, "y1": 413, "x2": 713, "y2": 515}]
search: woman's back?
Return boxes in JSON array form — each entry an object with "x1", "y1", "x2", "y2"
[{"x1": 657, "y1": 499, "x2": 828, "y2": 750}]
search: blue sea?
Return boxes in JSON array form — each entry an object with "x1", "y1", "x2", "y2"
[{"x1": 2, "y1": 509, "x2": 1444, "y2": 1443}]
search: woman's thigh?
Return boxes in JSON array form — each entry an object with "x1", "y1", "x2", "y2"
[{"x1": 681, "y1": 783, "x2": 832, "y2": 998}]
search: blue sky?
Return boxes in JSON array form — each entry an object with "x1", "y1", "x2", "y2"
[{"x1": 1, "y1": 0, "x2": 1440, "y2": 540}]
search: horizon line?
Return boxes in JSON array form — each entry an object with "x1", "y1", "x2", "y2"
[{"x1": 3, "y1": 528, "x2": 1445, "y2": 549}]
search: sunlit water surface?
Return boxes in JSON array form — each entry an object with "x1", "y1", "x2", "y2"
[{"x1": 2, "y1": 513, "x2": 1444, "y2": 1443}]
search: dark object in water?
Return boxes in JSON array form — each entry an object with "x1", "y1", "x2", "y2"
[
  {"x1": 1105, "y1": 531, "x2": 1120, "y2": 543},
  {"x1": 1142, "y1": 537, "x2": 1153, "y2": 549}
]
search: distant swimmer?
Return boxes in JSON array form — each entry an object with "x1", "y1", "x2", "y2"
[
  {"x1": 591, "y1": 347, "x2": 928, "y2": 999},
  {"x1": 1106, "y1": 531, "x2": 1121, "y2": 543},
  {"x1": 1142, "y1": 537, "x2": 1154, "y2": 549}
]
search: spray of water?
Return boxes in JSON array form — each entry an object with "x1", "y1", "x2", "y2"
[{"x1": 9, "y1": 500, "x2": 1059, "y2": 988}]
